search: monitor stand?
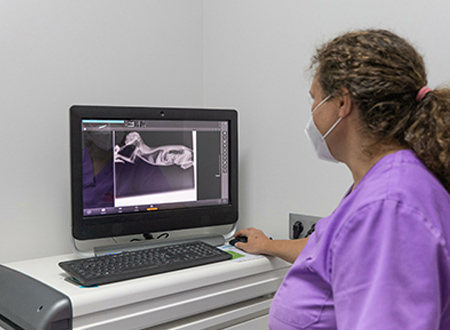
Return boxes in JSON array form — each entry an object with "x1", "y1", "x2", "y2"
[{"x1": 71, "y1": 223, "x2": 237, "y2": 257}]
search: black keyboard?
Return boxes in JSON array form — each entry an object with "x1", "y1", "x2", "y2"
[{"x1": 59, "y1": 241, "x2": 232, "y2": 286}]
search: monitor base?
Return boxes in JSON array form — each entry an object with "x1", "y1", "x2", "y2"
[{"x1": 71, "y1": 223, "x2": 237, "y2": 257}]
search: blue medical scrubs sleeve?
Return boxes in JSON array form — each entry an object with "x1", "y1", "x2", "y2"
[{"x1": 330, "y1": 200, "x2": 450, "y2": 330}]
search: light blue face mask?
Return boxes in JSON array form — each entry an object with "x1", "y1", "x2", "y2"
[{"x1": 304, "y1": 95, "x2": 343, "y2": 163}]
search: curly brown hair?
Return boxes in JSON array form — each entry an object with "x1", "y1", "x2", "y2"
[{"x1": 311, "y1": 29, "x2": 450, "y2": 192}]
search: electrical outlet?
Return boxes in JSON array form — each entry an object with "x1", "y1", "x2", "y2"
[{"x1": 289, "y1": 213, "x2": 321, "y2": 239}]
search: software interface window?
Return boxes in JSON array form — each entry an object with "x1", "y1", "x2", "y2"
[{"x1": 82, "y1": 119, "x2": 230, "y2": 218}]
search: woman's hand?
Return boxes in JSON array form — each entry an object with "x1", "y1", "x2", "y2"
[
  {"x1": 232, "y1": 227, "x2": 310, "y2": 264},
  {"x1": 233, "y1": 227, "x2": 272, "y2": 255}
]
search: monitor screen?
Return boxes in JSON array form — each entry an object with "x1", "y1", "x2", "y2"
[{"x1": 70, "y1": 106, "x2": 238, "y2": 240}]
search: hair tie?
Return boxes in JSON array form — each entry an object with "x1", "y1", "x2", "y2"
[{"x1": 416, "y1": 86, "x2": 432, "y2": 102}]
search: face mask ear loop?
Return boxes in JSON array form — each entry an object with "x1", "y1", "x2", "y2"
[
  {"x1": 322, "y1": 117, "x2": 342, "y2": 141},
  {"x1": 311, "y1": 95, "x2": 332, "y2": 115}
]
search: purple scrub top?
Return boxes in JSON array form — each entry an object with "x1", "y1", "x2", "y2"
[{"x1": 269, "y1": 150, "x2": 450, "y2": 329}]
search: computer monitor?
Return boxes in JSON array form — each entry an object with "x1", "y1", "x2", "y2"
[{"x1": 70, "y1": 105, "x2": 238, "y2": 241}]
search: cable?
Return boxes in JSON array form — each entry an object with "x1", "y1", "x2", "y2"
[{"x1": 305, "y1": 223, "x2": 316, "y2": 238}]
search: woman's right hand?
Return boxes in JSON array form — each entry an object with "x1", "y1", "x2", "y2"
[
  {"x1": 233, "y1": 227, "x2": 272, "y2": 255},
  {"x1": 232, "y1": 227, "x2": 310, "y2": 264}
]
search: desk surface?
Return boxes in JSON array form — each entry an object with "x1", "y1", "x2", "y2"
[{"x1": 4, "y1": 249, "x2": 291, "y2": 330}]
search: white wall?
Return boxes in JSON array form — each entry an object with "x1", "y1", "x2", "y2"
[
  {"x1": 203, "y1": 0, "x2": 450, "y2": 239},
  {"x1": 0, "y1": 0, "x2": 204, "y2": 263},
  {"x1": 2, "y1": 0, "x2": 450, "y2": 263}
]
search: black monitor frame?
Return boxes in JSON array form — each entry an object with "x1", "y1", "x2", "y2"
[{"x1": 70, "y1": 105, "x2": 238, "y2": 241}]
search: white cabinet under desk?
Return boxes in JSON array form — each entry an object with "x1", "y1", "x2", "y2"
[{"x1": 0, "y1": 252, "x2": 290, "y2": 330}]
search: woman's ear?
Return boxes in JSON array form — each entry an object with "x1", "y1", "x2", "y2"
[{"x1": 337, "y1": 88, "x2": 353, "y2": 118}]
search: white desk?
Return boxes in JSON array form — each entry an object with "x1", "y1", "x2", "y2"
[{"x1": 0, "y1": 250, "x2": 290, "y2": 330}]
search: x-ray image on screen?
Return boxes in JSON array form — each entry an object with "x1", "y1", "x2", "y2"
[
  {"x1": 115, "y1": 132, "x2": 194, "y2": 169},
  {"x1": 113, "y1": 131, "x2": 196, "y2": 207}
]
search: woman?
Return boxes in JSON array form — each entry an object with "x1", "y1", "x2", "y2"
[{"x1": 234, "y1": 29, "x2": 450, "y2": 329}]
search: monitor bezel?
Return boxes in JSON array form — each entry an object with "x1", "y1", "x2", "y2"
[{"x1": 70, "y1": 105, "x2": 238, "y2": 240}]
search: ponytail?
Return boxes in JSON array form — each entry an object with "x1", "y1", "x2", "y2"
[{"x1": 406, "y1": 87, "x2": 450, "y2": 192}]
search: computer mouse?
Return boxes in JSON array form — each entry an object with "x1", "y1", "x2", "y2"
[{"x1": 229, "y1": 236, "x2": 248, "y2": 246}]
